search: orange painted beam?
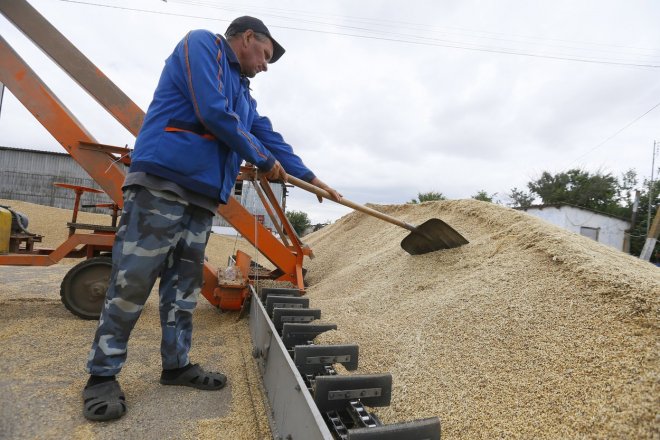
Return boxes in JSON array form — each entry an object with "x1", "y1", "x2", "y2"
[
  {"x1": 0, "y1": 36, "x2": 126, "y2": 206},
  {"x1": 0, "y1": 0, "x2": 144, "y2": 136},
  {"x1": 0, "y1": 233, "x2": 113, "y2": 266},
  {"x1": 201, "y1": 262, "x2": 221, "y2": 307}
]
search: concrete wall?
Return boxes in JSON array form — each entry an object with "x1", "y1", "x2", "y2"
[{"x1": 521, "y1": 205, "x2": 630, "y2": 250}]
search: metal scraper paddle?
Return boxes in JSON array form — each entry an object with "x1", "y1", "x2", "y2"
[{"x1": 286, "y1": 176, "x2": 469, "y2": 255}]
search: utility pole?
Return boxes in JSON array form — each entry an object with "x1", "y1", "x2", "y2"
[
  {"x1": 646, "y1": 140, "x2": 658, "y2": 236},
  {"x1": 640, "y1": 140, "x2": 660, "y2": 261},
  {"x1": 623, "y1": 190, "x2": 640, "y2": 254}
]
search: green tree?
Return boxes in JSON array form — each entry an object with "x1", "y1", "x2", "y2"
[
  {"x1": 471, "y1": 190, "x2": 497, "y2": 203},
  {"x1": 514, "y1": 167, "x2": 660, "y2": 259},
  {"x1": 409, "y1": 191, "x2": 446, "y2": 204},
  {"x1": 527, "y1": 169, "x2": 621, "y2": 215},
  {"x1": 618, "y1": 169, "x2": 639, "y2": 209},
  {"x1": 507, "y1": 187, "x2": 536, "y2": 208},
  {"x1": 285, "y1": 210, "x2": 311, "y2": 235}
]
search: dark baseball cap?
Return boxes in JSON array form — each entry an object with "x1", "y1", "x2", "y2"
[{"x1": 226, "y1": 16, "x2": 285, "y2": 63}]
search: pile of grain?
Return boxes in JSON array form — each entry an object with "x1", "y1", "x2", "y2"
[{"x1": 305, "y1": 200, "x2": 659, "y2": 439}]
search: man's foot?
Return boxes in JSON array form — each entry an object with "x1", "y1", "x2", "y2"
[
  {"x1": 160, "y1": 363, "x2": 227, "y2": 390},
  {"x1": 82, "y1": 379, "x2": 127, "y2": 421}
]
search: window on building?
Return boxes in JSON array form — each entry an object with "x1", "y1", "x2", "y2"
[{"x1": 580, "y1": 226, "x2": 599, "y2": 241}]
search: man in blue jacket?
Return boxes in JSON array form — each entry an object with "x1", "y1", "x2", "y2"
[{"x1": 82, "y1": 16, "x2": 341, "y2": 421}]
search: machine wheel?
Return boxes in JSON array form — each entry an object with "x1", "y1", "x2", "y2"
[{"x1": 60, "y1": 257, "x2": 113, "y2": 320}]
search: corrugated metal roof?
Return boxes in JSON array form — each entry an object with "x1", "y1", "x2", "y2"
[{"x1": 0, "y1": 145, "x2": 68, "y2": 156}]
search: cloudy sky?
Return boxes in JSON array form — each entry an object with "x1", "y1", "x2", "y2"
[{"x1": 1, "y1": 0, "x2": 659, "y2": 223}]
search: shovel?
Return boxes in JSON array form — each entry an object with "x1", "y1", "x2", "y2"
[{"x1": 286, "y1": 176, "x2": 469, "y2": 255}]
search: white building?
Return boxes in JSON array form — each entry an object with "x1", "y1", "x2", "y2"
[{"x1": 518, "y1": 204, "x2": 631, "y2": 251}]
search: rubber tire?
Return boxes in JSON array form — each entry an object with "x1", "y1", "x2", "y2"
[{"x1": 60, "y1": 257, "x2": 113, "y2": 320}]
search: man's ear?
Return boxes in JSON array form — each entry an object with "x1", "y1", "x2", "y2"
[{"x1": 243, "y1": 29, "x2": 254, "y2": 46}]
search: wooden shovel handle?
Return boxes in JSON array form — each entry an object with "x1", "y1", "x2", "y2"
[{"x1": 286, "y1": 175, "x2": 417, "y2": 233}]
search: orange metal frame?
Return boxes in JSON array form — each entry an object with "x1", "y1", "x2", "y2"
[
  {"x1": 212, "y1": 249, "x2": 253, "y2": 310},
  {"x1": 0, "y1": 0, "x2": 310, "y2": 306}
]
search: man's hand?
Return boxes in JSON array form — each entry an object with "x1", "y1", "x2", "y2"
[
  {"x1": 310, "y1": 177, "x2": 342, "y2": 203},
  {"x1": 262, "y1": 160, "x2": 288, "y2": 182}
]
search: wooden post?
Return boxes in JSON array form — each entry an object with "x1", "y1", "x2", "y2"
[{"x1": 640, "y1": 203, "x2": 660, "y2": 261}]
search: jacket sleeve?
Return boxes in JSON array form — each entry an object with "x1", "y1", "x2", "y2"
[
  {"x1": 250, "y1": 107, "x2": 316, "y2": 182},
  {"x1": 180, "y1": 30, "x2": 275, "y2": 172}
]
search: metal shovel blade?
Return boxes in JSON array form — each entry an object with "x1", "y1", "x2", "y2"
[
  {"x1": 400, "y1": 218, "x2": 469, "y2": 255},
  {"x1": 284, "y1": 175, "x2": 468, "y2": 255}
]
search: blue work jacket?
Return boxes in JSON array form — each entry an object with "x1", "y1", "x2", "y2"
[{"x1": 131, "y1": 30, "x2": 314, "y2": 203}]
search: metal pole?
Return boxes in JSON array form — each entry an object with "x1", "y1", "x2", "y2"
[
  {"x1": 640, "y1": 141, "x2": 660, "y2": 261},
  {"x1": 624, "y1": 190, "x2": 641, "y2": 254},
  {"x1": 647, "y1": 140, "x2": 658, "y2": 236}
]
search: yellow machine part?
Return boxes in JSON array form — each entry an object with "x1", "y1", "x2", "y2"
[{"x1": 0, "y1": 207, "x2": 11, "y2": 253}]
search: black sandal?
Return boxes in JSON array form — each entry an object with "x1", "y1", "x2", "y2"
[
  {"x1": 82, "y1": 380, "x2": 127, "y2": 421},
  {"x1": 160, "y1": 363, "x2": 227, "y2": 390}
]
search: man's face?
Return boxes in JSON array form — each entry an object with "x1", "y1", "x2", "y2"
[{"x1": 238, "y1": 30, "x2": 273, "y2": 78}]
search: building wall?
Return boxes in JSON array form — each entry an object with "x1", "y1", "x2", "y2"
[
  {"x1": 1, "y1": 146, "x2": 285, "y2": 231},
  {"x1": 522, "y1": 205, "x2": 630, "y2": 250},
  {"x1": 0, "y1": 146, "x2": 116, "y2": 213}
]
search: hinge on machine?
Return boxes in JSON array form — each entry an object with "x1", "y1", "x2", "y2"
[
  {"x1": 281, "y1": 315, "x2": 316, "y2": 323},
  {"x1": 306, "y1": 354, "x2": 352, "y2": 365},
  {"x1": 294, "y1": 344, "x2": 359, "y2": 375},
  {"x1": 273, "y1": 302, "x2": 303, "y2": 309},
  {"x1": 272, "y1": 308, "x2": 321, "y2": 331},
  {"x1": 328, "y1": 388, "x2": 382, "y2": 401}
]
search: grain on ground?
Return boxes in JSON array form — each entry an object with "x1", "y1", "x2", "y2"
[
  {"x1": 308, "y1": 199, "x2": 659, "y2": 440},
  {"x1": 0, "y1": 199, "x2": 272, "y2": 439}
]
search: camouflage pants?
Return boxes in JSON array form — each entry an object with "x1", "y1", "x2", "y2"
[{"x1": 86, "y1": 186, "x2": 213, "y2": 376}]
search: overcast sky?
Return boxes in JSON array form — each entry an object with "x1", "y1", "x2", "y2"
[{"x1": 1, "y1": 0, "x2": 659, "y2": 223}]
